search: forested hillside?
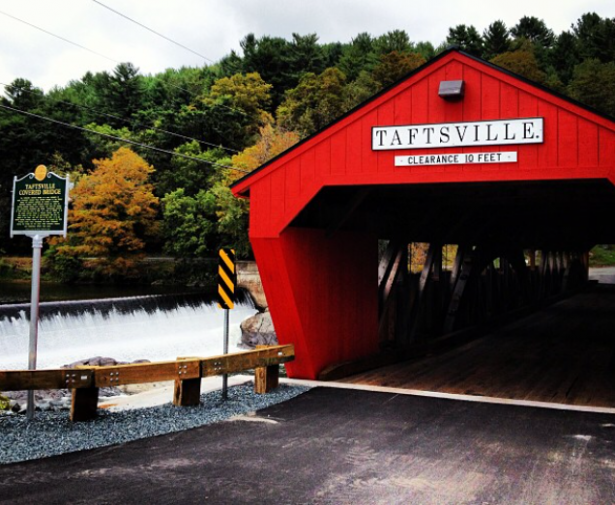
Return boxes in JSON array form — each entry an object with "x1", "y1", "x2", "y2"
[{"x1": 1, "y1": 13, "x2": 614, "y2": 278}]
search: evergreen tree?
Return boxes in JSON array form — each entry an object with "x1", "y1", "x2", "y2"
[
  {"x1": 446, "y1": 25, "x2": 483, "y2": 56},
  {"x1": 510, "y1": 16, "x2": 555, "y2": 48},
  {"x1": 483, "y1": 21, "x2": 510, "y2": 60}
]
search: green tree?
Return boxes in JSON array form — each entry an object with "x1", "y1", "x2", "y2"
[
  {"x1": 277, "y1": 67, "x2": 347, "y2": 137},
  {"x1": 414, "y1": 41, "x2": 436, "y2": 60},
  {"x1": 490, "y1": 47, "x2": 546, "y2": 83},
  {"x1": 568, "y1": 59, "x2": 615, "y2": 117},
  {"x1": 161, "y1": 188, "x2": 216, "y2": 257},
  {"x1": 482, "y1": 21, "x2": 511, "y2": 60},
  {"x1": 447, "y1": 25, "x2": 483, "y2": 56},
  {"x1": 371, "y1": 52, "x2": 425, "y2": 89},
  {"x1": 373, "y1": 30, "x2": 413, "y2": 55},
  {"x1": 572, "y1": 12, "x2": 615, "y2": 63},
  {"x1": 338, "y1": 33, "x2": 378, "y2": 81},
  {"x1": 549, "y1": 31, "x2": 581, "y2": 85},
  {"x1": 205, "y1": 72, "x2": 273, "y2": 145},
  {"x1": 510, "y1": 16, "x2": 554, "y2": 48}
]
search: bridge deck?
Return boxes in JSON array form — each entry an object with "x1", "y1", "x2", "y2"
[{"x1": 344, "y1": 286, "x2": 615, "y2": 408}]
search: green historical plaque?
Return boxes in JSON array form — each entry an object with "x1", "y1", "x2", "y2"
[
  {"x1": 10, "y1": 165, "x2": 69, "y2": 237},
  {"x1": 9, "y1": 165, "x2": 71, "y2": 419}
]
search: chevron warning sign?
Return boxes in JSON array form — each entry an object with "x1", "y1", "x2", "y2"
[{"x1": 217, "y1": 248, "x2": 236, "y2": 309}]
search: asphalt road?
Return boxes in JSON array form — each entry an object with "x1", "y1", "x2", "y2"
[{"x1": 1, "y1": 387, "x2": 614, "y2": 504}]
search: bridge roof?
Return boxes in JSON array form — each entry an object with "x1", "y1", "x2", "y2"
[{"x1": 232, "y1": 49, "x2": 615, "y2": 242}]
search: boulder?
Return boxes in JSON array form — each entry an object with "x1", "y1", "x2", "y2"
[
  {"x1": 63, "y1": 357, "x2": 151, "y2": 368},
  {"x1": 240, "y1": 310, "x2": 278, "y2": 348}
]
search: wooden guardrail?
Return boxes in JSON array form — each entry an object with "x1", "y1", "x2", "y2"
[{"x1": 0, "y1": 344, "x2": 294, "y2": 422}]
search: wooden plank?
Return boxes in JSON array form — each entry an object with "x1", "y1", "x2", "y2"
[
  {"x1": 173, "y1": 378, "x2": 201, "y2": 407},
  {"x1": 93, "y1": 360, "x2": 201, "y2": 388},
  {"x1": 201, "y1": 345, "x2": 295, "y2": 378},
  {"x1": 0, "y1": 368, "x2": 94, "y2": 391},
  {"x1": 70, "y1": 387, "x2": 99, "y2": 422}
]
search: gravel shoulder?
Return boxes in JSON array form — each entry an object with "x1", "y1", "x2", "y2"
[{"x1": 0, "y1": 381, "x2": 310, "y2": 465}]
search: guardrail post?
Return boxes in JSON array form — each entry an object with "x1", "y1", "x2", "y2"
[
  {"x1": 254, "y1": 364, "x2": 279, "y2": 393},
  {"x1": 70, "y1": 387, "x2": 99, "y2": 422},
  {"x1": 254, "y1": 346, "x2": 280, "y2": 393},
  {"x1": 173, "y1": 378, "x2": 201, "y2": 407}
]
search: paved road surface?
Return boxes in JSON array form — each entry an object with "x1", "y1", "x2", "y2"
[{"x1": 1, "y1": 387, "x2": 614, "y2": 504}]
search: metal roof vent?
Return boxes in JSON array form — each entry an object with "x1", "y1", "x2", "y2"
[{"x1": 439, "y1": 80, "x2": 465, "y2": 101}]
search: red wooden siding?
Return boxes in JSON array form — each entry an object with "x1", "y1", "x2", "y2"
[{"x1": 252, "y1": 230, "x2": 378, "y2": 378}]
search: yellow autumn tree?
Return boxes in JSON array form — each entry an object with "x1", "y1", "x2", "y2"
[
  {"x1": 230, "y1": 123, "x2": 299, "y2": 181},
  {"x1": 50, "y1": 147, "x2": 159, "y2": 278}
]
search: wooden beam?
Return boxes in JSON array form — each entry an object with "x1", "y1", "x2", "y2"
[
  {"x1": 0, "y1": 369, "x2": 94, "y2": 391},
  {"x1": 443, "y1": 247, "x2": 474, "y2": 334},
  {"x1": 408, "y1": 243, "x2": 438, "y2": 341},
  {"x1": 450, "y1": 245, "x2": 466, "y2": 288},
  {"x1": 201, "y1": 345, "x2": 295, "y2": 377},
  {"x1": 94, "y1": 359, "x2": 201, "y2": 388},
  {"x1": 325, "y1": 188, "x2": 371, "y2": 238},
  {"x1": 378, "y1": 241, "x2": 405, "y2": 315}
]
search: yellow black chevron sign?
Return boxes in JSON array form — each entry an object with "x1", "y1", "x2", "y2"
[{"x1": 217, "y1": 248, "x2": 236, "y2": 309}]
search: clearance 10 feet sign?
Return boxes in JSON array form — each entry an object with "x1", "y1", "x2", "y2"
[{"x1": 371, "y1": 117, "x2": 544, "y2": 167}]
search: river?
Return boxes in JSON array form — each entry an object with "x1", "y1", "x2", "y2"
[{"x1": 0, "y1": 282, "x2": 258, "y2": 370}]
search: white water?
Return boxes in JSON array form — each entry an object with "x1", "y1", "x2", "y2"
[{"x1": 0, "y1": 299, "x2": 257, "y2": 370}]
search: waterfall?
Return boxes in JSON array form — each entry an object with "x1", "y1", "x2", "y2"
[{"x1": 0, "y1": 292, "x2": 257, "y2": 370}]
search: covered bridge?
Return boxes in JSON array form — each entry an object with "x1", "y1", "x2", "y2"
[{"x1": 231, "y1": 49, "x2": 615, "y2": 380}]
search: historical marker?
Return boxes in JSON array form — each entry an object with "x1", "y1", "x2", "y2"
[{"x1": 10, "y1": 165, "x2": 70, "y2": 420}]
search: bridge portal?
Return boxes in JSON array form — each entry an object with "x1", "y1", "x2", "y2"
[{"x1": 232, "y1": 49, "x2": 615, "y2": 380}]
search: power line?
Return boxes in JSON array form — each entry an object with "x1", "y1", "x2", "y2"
[
  {"x1": 91, "y1": 0, "x2": 216, "y2": 64},
  {"x1": 0, "y1": 9, "x2": 119, "y2": 64},
  {"x1": 0, "y1": 104, "x2": 249, "y2": 173},
  {"x1": 0, "y1": 8, "x2": 248, "y2": 117},
  {"x1": 0, "y1": 81, "x2": 239, "y2": 154}
]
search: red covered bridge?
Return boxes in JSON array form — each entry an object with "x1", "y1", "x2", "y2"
[{"x1": 232, "y1": 49, "x2": 615, "y2": 381}]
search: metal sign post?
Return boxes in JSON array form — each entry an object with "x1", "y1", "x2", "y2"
[
  {"x1": 10, "y1": 165, "x2": 69, "y2": 419},
  {"x1": 217, "y1": 248, "x2": 236, "y2": 400}
]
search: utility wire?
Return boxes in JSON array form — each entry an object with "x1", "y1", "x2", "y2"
[
  {"x1": 0, "y1": 81, "x2": 239, "y2": 154},
  {"x1": 91, "y1": 0, "x2": 216, "y2": 64},
  {"x1": 0, "y1": 9, "x2": 119, "y2": 64},
  {"x1": 0, "y1": 8, "x2": 248, "y2": 117},
  {"x1": 0, "y1": 104, "x2": 249, "y2": 173}
]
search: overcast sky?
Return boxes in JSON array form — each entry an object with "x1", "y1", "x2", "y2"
[{"x1": 1, "y1": 0, "x2": 614, "y2": 91}]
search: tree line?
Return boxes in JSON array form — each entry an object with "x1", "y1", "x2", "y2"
[{"x1": 1, "y1": 13, "x2": 614, "y2": 280}]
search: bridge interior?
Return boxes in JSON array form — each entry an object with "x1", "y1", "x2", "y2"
[
  {"x1": 289, "y1": 180, "x2": 615, "y2": 407},
  {"x1": 344, "y1": 284, "x2": 615, "y2": 408}
]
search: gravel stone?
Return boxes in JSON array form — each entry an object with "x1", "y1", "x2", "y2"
[{"x1": 0, "y1": 383, "x2": 309, "y2": 465}]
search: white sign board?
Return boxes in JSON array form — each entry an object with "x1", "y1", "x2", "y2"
[
  {"x1": 373, "y1": 118, "x2": 543, "y2": 151},
  {"x1": 395, "y1": 151, "x2": 518, "y2": 167}
]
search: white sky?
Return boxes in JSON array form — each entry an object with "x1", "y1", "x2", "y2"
[{"x1": 0, "y1": 0, "x2": 614, "y2": 91}]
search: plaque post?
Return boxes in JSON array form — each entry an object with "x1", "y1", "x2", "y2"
[
  {"x1": 26, "y1": 234, "x2": 43, "y2": 420},
  {"x1": 10, "y1": 166, "x2": 70, "y2": 420}
]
